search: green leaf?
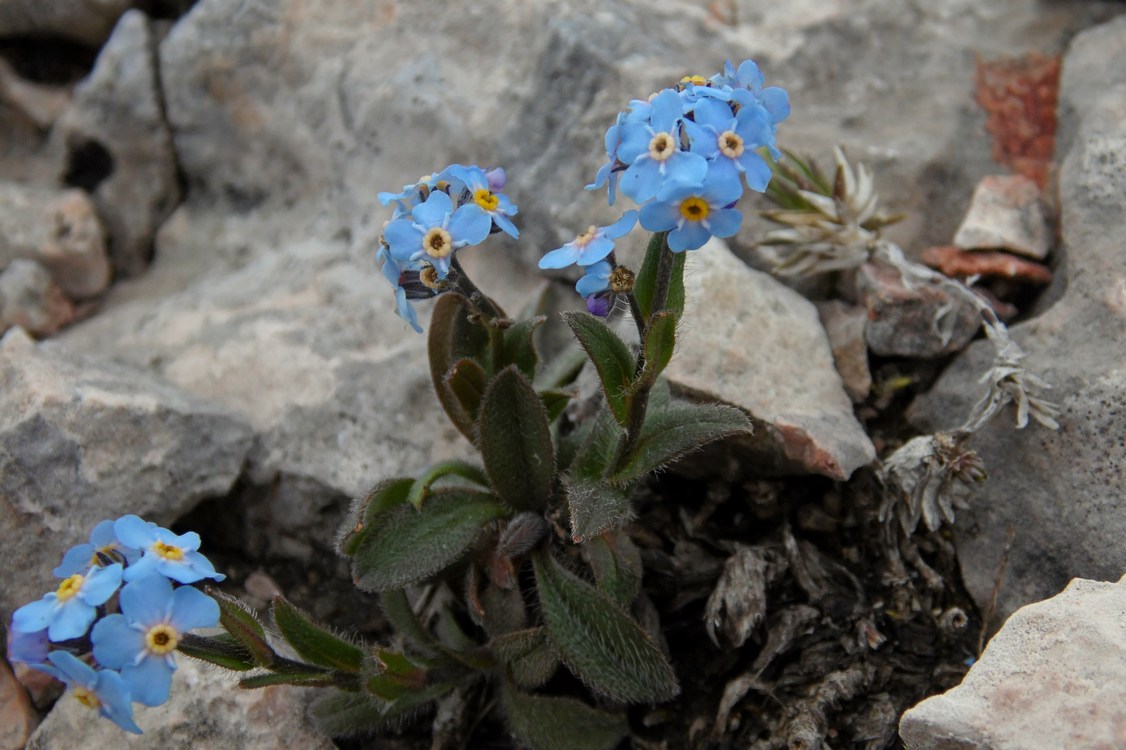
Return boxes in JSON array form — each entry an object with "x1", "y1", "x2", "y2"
[
  {"x1": 538, "y1": 388, "x2": 573, "y2": 424},
  {"x1": 177, "y1": 633, "x2": 256, "y2": 672},
  {"x1": 352, "y1": 489, "x2": 509, "y2": 592},
  {"x1": 379, "y1": 589, "x2": 448, "y2": 660},
  {"x1": 445, "y1": 358, "x2": 488, "y2": 434},
  {"x1": 612, "y1": 402, "x2": 752, "y2": 483},
  {"x1": 634, "y1": 232, "x2": 686, "y2": 320},
  {"x1": 406, "y1": 460, "x2": 490, "y2": 509},
  {"x1": 533, "y1": 551, "x2": 679, "y2": 703},
  {"x1": 582, "y1": 532, "x2": 643, "y2": 608},
  {"x1": 490, "y1": 628, "x2": 559, "y2": 689},
  {"x1": 637, "y1": 310, "x2": 677, "y2": 388},
  {"x1": 479, "y1": 366, "x2": 555, "y2": 512},
  {"x1": 534, "y1": 344, "x2": 587, "y2": 390},
  {"x1": 337, "y1": 477, "x2": 414, "y2": 557},
  {"x1": 272, "y1": 596, "x2": 364, "y2": 672},
  {"x1": 562, "y1": 311, "x2": 635, "y2": 427},
  {"x1": 208, "y1": 588, "x2": 276, "y2": 668},
  {"x1": 565, "y1": 477, "x2": 634, "y2": 543},
  {"x1": 501, "y1": 316, "x2": 545, "y2": 379},
  {"x1": 239, "y1": 670, "x2": 338, "y2": 689},
  {"x1": 502, "y1": 681, "x2": 628, "y2": 750},
  {"x1": 309, "y1": 690, "x2": 392, "y2": 738},
  {"x1": 567, "y1": 408, "x2": 623, "y2": 480},
  {"x1": 429, "y1": 293, "x2": 490, "y2": 443}
]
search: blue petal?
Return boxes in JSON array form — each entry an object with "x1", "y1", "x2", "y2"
[
  {"x1": 603, "y1": 210, "x2": 639, "y2": 240},
  {"x1": 120, "y1": 654, "x2": 174, "y2": 707},
  {"x1": 667, "y1": 222, "x2": 711, "y2": 252},
  {"x1": 639, "y1": 200, "x2": 682, "y2": 233},
  {"x1": 93, "y1": 670, "x2": 143, "y2": 734},
  {"x1": 576, "y1": 262, "x2": 612, "y2": 297},
  {"x1": 394, "y1": 287, "x2": 422, "y2": 333},
  {"x1": 89, "y1": 520, "x2": 119, "y2": 547},
  {"x1": 648, "y1": 89, "x2": 684, "y2": 133},
  {"x1": 491, "y1": 211, "x2": 520, "y2": 239},
  {"x1": 119, "y1": 574, "x2": 174, "y2": 626},
  {"x1": 660, "y1": 152, "x2": 708, "y2": 194},
  {"x1": 91, "y1": 614, "x2": 145, "y2": 669},
  {"x1": 619, "y1": 159, "x2": 662, "y2": 203},
  {"x1": 702, "y1": 171, "x2": 744, "y2": 206},
  {"x1": 737, "y1": 151, "x2": 773, "y2": 193},
  {"x1": 410, "y1": 190, "x2": 452, "y2": 228},
  {"x1": 7, "y1": 628, "x2": 50, "y2": 663},
  {"x1": 169, "y1": 585, "x2": 220, "y2": 632},
  {"x1": 47, "y1": 650, "x2": 96, "y2": 688},
  {"x1": 586, "y1": 162, "x2": 611, "y2": 192},
  {"x1": 692, "y1": 98, "x2": 735, "y2": 132},
  {"x1": 122, "y1": 554, "x2": 159, "y2": 582},
  {"x1": 54, "y1": 544, "x2": 94, "y2": 578},
  {"x1": 575, "y1": 236, "x2": 615, "y2": 266},
  {"x1": 736, "y1": 60, "x2": 764, "y2": 91},
  {"x1": 384, "y1": 219, "x2": 423, "y2": 262},
  {"x1": 683, "y1": 119, "x2": 717, "y2": 158},
  {"x1": 615, "y1": 123, "x2": 652, "y2": 166},
  {"x1": 48, "y1": 599, "x2": 96, "y2": 641},
  {"x1": 538, "y1": 243, "x2": 580, "y2": 270},
  {"x1": 114, "y1": 515, "x2": 156, "y2": 549},
  {"x1": 79, "y1": 563, "x2": 123, "y2": 606},
  {"x1": 12, "y1": 598, "x2": 57, "y2": 634},
  {"x1": 707, "y1": 208, "x2": 743, "y2": 239},
  {"x1": 448, "y1": 204, "x2": 492, "y2": 246},
  {"x1": 762, "y1": 87, "x2": 791, "y2": 123}
]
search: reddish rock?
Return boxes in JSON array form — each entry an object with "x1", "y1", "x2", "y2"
[
  {"x1": 0, "y1": 656, "x2": 38, "y2": 749},
  {"x1": 921, "y1": 246, "x2": 1052, "y2": 284}
]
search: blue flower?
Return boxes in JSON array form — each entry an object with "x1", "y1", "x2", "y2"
[
  {"x1": 539, "y1": 211, "x2": 638, "y2": 270},
  {"x1": 384, "y1": 190, "x2": 492, "y2": 279},
  {"x1": 7, "y1": 627, "x2": 50, "y2": 665},
  {"x1": 684, "y1": 97, "x2": 775, "y2": 192},
  {"x1": 616, "y1": 89, "x2": 707, "y2": 204},
  {"x1": 12, "y1": 563, "x2": 123, "y2": 641},
  {"x1": 712, "y1": 59, "x2": 789, "y2": 157},
  {"x1": 114, "y1": 515, "x2": 225, "y2": 585},
  {"x1": 587, "y1": 100, "x2": 652, "y2": 205},
  {"x1": 376, "y1": 245, "x2": 423, "y2": 333},
  {"x1": 639, "y1": 170, "x2": 743, "y2": 252},
  {"x1": 377, "y1": 173, "x2": 439, "y2": 218},
  {"x1": 91, "y1": 575, "x2": 219, "y2": 707},
  {"x1": 575, "y1": 260, "x2": 612, "y2": 298},
  {"x1": 33, "y1": 651, "x2": 141, "y2": 734},
  {"x1": 441, "y1": 164, "x2": 519, "y2": 238},
  {"x1": 54, "y1": 519, "x2": 139, "y2": 578}
]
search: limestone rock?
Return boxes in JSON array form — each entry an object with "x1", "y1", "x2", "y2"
[
  {"x1": 857, "y1": 260, "x2": 982, "y2": 358},
  {"x1": 953, "y1": 175, "x2": 1051, "y2": 259},
  {"x1": 0, "y1": 327, "x2": 254, "y2": 615},
  {"x1": 666, "y1": 239, "x2": 875, "y2": 480},
  {"x1": 0, "y1": 0, "x2": 134, "y2": 47},
  {"x1": 899, "y1": 575, "x2": 1126, "y2": 750},
  {"x1": 52, "y1": 9, "x2": 180, "y2": 277},
  {"x1": 0, "y1": 260, "x2": 74, "y2": 337},
  {"x1": 909, "y1": 15, "x2": 1126, "y2": 622},
  {"x1": 0, "y1": 182, "x2": 109, "y2": 300},
  {"x1": 26, "y1": 656, "x2": 334, "y2": 750},
  {"x1": 816, "y1": 300, "x2": 871, "y2": 403}
]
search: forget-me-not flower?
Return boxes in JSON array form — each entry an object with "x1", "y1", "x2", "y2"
[
  {"x1": 7, "y1": 627, "x2": 50, "y2": 665},
  {"x1": 33, "y1": 650, "x2": 142, "y2": 734},
  {"x1": 12, "y1": 563, "x2": 123, "y2": 641},
  {"x1": 639, "y1": 170, "x2": 744, "y2": 252},
  {"x1": 114, "y1": 515, "x2": 224, "y2": 585},
  {"x1": 384, "y1": 190, "x2": 492, "y2": 279},
  {"x1": 684, "y1": 97, "x2": 775, "y2": 192},
  {"x1": 616, "y1": 89, "x2": 707, "y2": 204},
  {"x1": 91, "y1": 574, "x2": 219, "y2": 707},
  {"x1": 54, "y1": 519, "x2": 139, "y2": 578},
  {"x1": 539, "y1": 211, "x2": 638, "y2": 270},
  {"x1": 441, "y1": 164, "x2": 520, "y2": 239}
]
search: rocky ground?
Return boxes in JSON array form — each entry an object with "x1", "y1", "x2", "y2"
[{"x1": 2, "y1": 1, "x2": 1125, "y2": 748}]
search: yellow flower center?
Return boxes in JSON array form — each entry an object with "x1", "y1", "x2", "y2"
[
  {"x1": 422, "y1": 227, "x2": 454, "y2": 259},
  {"x1": 648, "y1": 133, "x2": 676, "y2": 162},
  {"x1": 679, "y1": 197, "x2": 710, "y2": 222},
  {"x1": 718, "y1": 130, "x2": 744, "y2": 158},
  {"x1": 145, "y1": 624, "x2": 180, "y2": 655},
  {"x1": 573, "y1": 225, "x2": 598, "y2": 248},
  {"x1": 56, "y1": 574, "x2": 84, "y2": 602},
  {"x1": 72, "y1": 687, "x2": 101, "y2": 710},
  {"x1": 419, "y1": 265, "x2": 443, "y2": 290},
  {"x1": 153, "y1": 540, "x2": 184, "y2": 561},
  {"x1": 681, "y1": 75, "x2": 708, "y2": 86},
  {"x1": 472, "y1": 188, "x2": 499, "y2": 212}
]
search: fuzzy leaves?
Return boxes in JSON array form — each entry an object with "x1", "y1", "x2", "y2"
[
  {"x1": 562, "y1": 312, "x2": 635, "y2": 427},
  {"x1": 503, "y1": 683, "x2": 627, "y2": 750},
  {"x1": 612, "y1": 402, "x2": 752, "y2": 483},
  {"x1": 429, "y1": 293, "x2": 490, "y2": 443},
  {"x1": 634, "y1": 232, "x2": 686, "y2": 321},
  {"x1": 352, "y1": 490, "x2": 508, "y2": 592},
  {"x1": 533, "y1": 551, "x2": 679, "y2": 703},
  {"x1": 272, "y1": 596, "x2": 364, "y2": 672},
  {"x1": 565, "y1": 477, "x2": 634, "y2": 543},
  {"x1": 480, "y1": 366, "x2": 555, "y2": 512}
]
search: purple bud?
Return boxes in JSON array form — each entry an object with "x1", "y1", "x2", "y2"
[
  {"x1": 586, "y1": 293, "x2": 613, "y2": 317},
  {"x1": 485, "y1": 167, "x2": 507, "y2": 192}
]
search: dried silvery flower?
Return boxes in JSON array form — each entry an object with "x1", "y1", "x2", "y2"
[
  {"x1": 879, "y1": 432, "x2": 987, "y2": 534},
  {"x1": 963, "y1": 320, "x2": 1061, "y2": 432}
]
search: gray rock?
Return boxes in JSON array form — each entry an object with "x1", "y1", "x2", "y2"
[
  {"x1": 953, "y1": 175, "x2": 1051, "y2": 259},
  {"x1": 899, "y1": 575, "x2": 1126, "y2": 750},
  {"x1": 0, "y1": 182, "x2": 109, "y2": 300},
  {"x1": 909, "y1": 16, "x2": 1126, "y2": 622},
  {"x1": 51, "y1": 10, "x2": 180, "y2": 277},
  {"x1": 0, "y1": 0, "x2": 134, "y2": 47},
  {"x1": 816, "y1": 300, "x2": 871, "y2": 402},
  {"x1": 0, "y1": 260, "x2": 74, "y2": 337},
  {"x1": 666, "y1": 239, "x2": 875, "y2": 481},
  {"x1": 26, "y1": 656, "x2": 334, "y2": 750},
  {"x1": 0, "y1": 327, "x2": 254, "y2": 615},
  {"x1": 857, "y1": 260, "x2": 982, "y2": 358}
]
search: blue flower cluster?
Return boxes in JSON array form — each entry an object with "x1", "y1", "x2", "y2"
[
  {"x1": 377, "y1": 164, "x2": 518, "y2": 331},
  {"x1": 543, "y1": 59, "x2": 789, "y2": 313},
  {"x1": 7, "y1": 516, "x2": 224, "y2": 734}
]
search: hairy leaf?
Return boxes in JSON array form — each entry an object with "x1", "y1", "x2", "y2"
[
  {"x1": 379, "y1": 589, "x2": 449, "y2": 661},
  {"x1": 337, "y1": 477, "x2": 414, "y2": 557},
  {"x1": 565, "y1": 477, "x2": 634, "y2": 543},
  {"x1": 309, "y1": 690, "x2": 393, "y2": 738},
  {"x1": 352, "y1": 489, "x2": 508, "y2": 592},
  {"x1": 445, "y1": 358, "x2": 488, "y2": 433},
  {"x1": 239, "y1": 670, "x2": 337, "y2": 689},
  {"x1": 272, "y1": 596, "x2": 364, "y2": 672},
  {"x1": 567, "y1": 408, "x2": 623, "y2": 480},
  {"x1": 637, "y1": 311, "x2": 677, "y2": 388},
  {"x1": 634, "y1": 232, "x2": 686, "y2": 321},
  {"x1": 209, "y1": 588, "x2": 275, "y2": 668},
  {"x1": 501, "y1": 315, "x2": 545, "y2": 379},
  {"x1": 612, "y1": 402, "x2": 752, "y2": 483},
  {"x1": 562, "y1": 312, "x2": 635, "y2": 427},
  {"x1": 582, "y1": 532, "x2": 643, "y2": 608},
  {"x1": 503, "y1": 683, "x2": 627, "y2": 750},
  {"x1": 429, "y1": 293, "x2": 490, "y2": 443},
  {"x1": 176, "y1": 633, "x2": 255, "y2": 672},
  {"x1": 406, "y1": 460, "x2": 490, "y2": 510},
  {"x1": 479, "y1": 366, "x2": 555, "y2": 512},
  {"x1": 533, "y1": 551, "x2": 679, "y2": 703},
  {"x1": 490, "y1": 628, "x2": 560, "y2": 690}
]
